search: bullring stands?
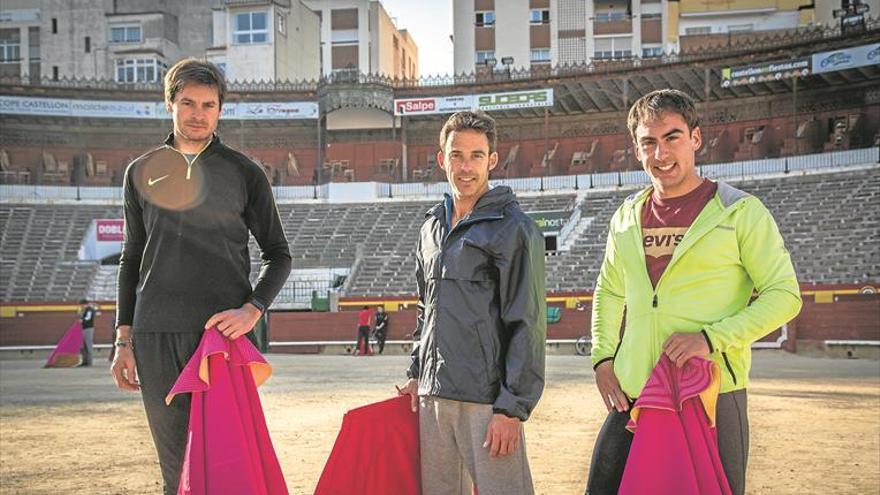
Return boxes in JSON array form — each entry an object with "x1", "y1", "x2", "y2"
[{"x1": 0, "y1": 166, "x2": 877, "y2": 304}]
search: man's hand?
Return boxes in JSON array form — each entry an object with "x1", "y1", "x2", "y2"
[
  {"x1": 663, "y1": 332, "x2": 711, "y2": 368},
  {"x1": 110, "y1": 325, "x2": 139, "y2": 392},
  {"x1": 483, "y1": 414, "x2": 522, "y2": 457},
  {"x1": 396, "y1": 378, "x2": 419, "y2": 413},
  {"x1": 595, "y1": 360, "x2": 629, "y2": 413},
  {"x1": 204, "y1": 303, "x2": 262, "y2": 340}
]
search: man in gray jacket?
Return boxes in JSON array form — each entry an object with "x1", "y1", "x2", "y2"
[{"x1": 398, "y1": 111, "x2": 547, "y2": 495}]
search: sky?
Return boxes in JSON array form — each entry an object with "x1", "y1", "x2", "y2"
[{"x1": 379, "y1": 0, "x2": 454, "y2": 78}]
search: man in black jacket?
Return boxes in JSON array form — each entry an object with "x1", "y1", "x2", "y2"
[
  {"x1": 78, "y1": 298, "x2": 97, "y2": 366},
  {"x1": 373, "y1": 305, "x2": 389, "y2": 354},
  {"x1": 110, "y1": 58, "x2": 291, "y2": 494},
  {"x1": 398, "y1": 111, "x2": 546, "y2": 495}
]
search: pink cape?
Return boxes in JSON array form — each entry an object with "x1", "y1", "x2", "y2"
[
  {"x1": 315, "y1": 395, "x2": 421, "y2": 495},
  {"x1": 165, "y1": 328, "x2": 288, "y2": 495},
  {"x1": 44, "y1": 320, "x2": 83, "y2": 368},
  {"x1": 619, "y1": 355, "x2": 732, "y2": 495}
]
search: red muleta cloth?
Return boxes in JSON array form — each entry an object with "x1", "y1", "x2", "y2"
[
  {"x1": 44, "y1": 320, "x2": 83, "y2": 368},
  {"x1": 619, "y1": 355, "x2": 732, "y2": 495},
  {"x1": 166, "y1": 327, "x2": 288, "y2": 495},
  {"x1": 315, "y1": 395, "x2": 421, "y2": 495}
]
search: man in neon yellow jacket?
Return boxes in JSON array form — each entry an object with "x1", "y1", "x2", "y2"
[{"x1": 586, "y1": 89, "x2": 802, "y2": 495}]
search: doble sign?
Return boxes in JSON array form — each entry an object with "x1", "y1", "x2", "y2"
[{"x1": 96, "y1": 219, "x2": 125, "y2": 242}]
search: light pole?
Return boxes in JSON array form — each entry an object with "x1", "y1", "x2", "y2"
[
  {"x1": 501, "y1": 56, "x2": 514, "y2": 79},
  {"x1": 485, "y1": 57, "x2": 497, "y2": 81}
]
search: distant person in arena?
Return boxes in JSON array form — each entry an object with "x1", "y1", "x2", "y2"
[
  {"x1": 372, "y1": 305, "x2": 389, "y2": 354},
  {"x1": 397, "y1": 110, "x2": 547, "y2": 495},
  {"x1": 586, "y1": 89, "x2": 802, "y2": 495},
  {"x1": 110, "y1": 58, "x2": 291, "y2": 494},
  {"x1": 78, "y1": 298, "x2": 98, "y2": 367},
  {"x1": 355, "y1": 305, "x2": 373, "y2": 356}
]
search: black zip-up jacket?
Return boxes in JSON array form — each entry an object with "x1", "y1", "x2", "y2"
[
  {"x1": 407, "y1": 186, "x2": 546, "y2": 421},
  {"x1": 116, "y1": 134, "x2": 291, "y2": 333}
]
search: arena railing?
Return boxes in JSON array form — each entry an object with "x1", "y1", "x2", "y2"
[
  {"x1": 1, "y1": 147, "x2": 876, "y2": 203},
  {"x1": 1, "y1": 22, "x2": 874, "y2": 93}
]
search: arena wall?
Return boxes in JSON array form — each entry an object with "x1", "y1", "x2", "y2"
[{"x1": 2, "y1": 290, "x2": 876, "y2": 356}]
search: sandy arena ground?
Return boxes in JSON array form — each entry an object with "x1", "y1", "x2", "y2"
[{"x1": 1, "y1": 351, "x2": 878, "y2": 495}]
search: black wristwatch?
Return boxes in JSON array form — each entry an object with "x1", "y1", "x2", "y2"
[{"x1": 249, "y1": 298, "x2": 266, "y2": 315}]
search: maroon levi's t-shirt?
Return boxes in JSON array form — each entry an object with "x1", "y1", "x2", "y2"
[{"x1": 642, "y1": 179, "x2": 718, "y2": 287}]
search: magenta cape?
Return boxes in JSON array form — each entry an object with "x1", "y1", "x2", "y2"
[
  {"x1": 166, "y1": 328, "x2": 288, "y2": 495},
  {"x1": 44, "y1": 320, "x2": 83, "y2": 368},
  {"x1": 619, "y1": 355, "x2": 732, "y2": 495},
  {"x1": 315, "y1": 395, "x2": 421, "y2": 495}
]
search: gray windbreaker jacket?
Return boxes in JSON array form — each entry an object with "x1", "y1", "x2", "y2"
[{"x1": 407, "y1": 186, "x2": 546, "y2": 421}]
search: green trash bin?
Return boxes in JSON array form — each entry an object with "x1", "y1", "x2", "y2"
[
  {"x1": 547, "y1": 306, "x2": 562, "y2": 324},
  {"x1": 311, "y1": 290, "x2": 330, "y2": 312}
]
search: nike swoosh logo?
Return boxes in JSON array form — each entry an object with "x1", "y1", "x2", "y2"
[{"x1": 148, "y1": 174, "x2": 170, "y2": 186}]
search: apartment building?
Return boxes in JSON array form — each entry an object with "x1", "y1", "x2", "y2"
[
  {"x1": 452, "y1": 0, "x2": 875, "y2": 73},
  {"x1": 301, "y1": 0, "x2": 418, "y2": 79},
  {"x1": 0, "y1": 0, "x2": 321, "y2": 83}
]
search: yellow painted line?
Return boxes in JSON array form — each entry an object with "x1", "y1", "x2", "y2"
[{"x1": 801, "y1": 289, "x2": 863, "y2": 296}]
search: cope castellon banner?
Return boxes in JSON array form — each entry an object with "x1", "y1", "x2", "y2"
[{"x1": 393, "y1": 88, "x2": 554, "y2": 116}]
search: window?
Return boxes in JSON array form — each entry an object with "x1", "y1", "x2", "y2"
[
  {"x1": 110, "y1": 25, "x2": 142, "y2": 43},
  {"x1": 233, "y1": 11, "x2": 268, "y2": 44},
  {"x1": 0, "y1": 29, "x2": 20, "y2": 63},
  {"x1": 642, "y1": 46, "x2": 662, "y2": 58},
  {"x1": 475, "y1": 50, "x2": 495, "y2": 65},
  {"x1": 530, "y1": 48, "x2": 551, "y2": 63},
  {"x1": 530, "y1": 9, "x2": 550, "y2": 25},
  {"x1": 115, "y1": 58, "x2": 165, "y2": 83},
  {"x1": 51, "y1": 18, "x2": 57, "y2": 34},
  {"x1": 277, "y1": 13, "x2": 286, "y2": 35},
  {"x1": 52, "y1": 66, "x2": 58, "y2": 80},
  {"x1": 475, "y1": 11, "x2": 495, "y2": 27},
  {"x1": 595, "y1": 12, "x2": 627, "y2": 22},
  {"x1": 685, "y1": 26, "x2": 711, "y2": 35},
  {"x1": 28, "y1": 27, "x2": 39, "y2": 61},
  {"x1": 594, "y1": 37, "x2": 632, "y2": 60},
  {"x1": 728, "y1": 24, "x2": 754, "y2": 33},
  {"x1": 85, "y1": 36, "x2": 91, "y2": 53}
]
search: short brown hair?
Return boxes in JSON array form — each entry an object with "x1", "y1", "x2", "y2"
[
  {"x1": 164, "y1": 58, "x2": 227, "y2": 108},
  {"x1": 438, "y1": 110, "x2": 497, "y2": 154},
  {"x1": 627, "y1": 89, "x2": 700, "y2": 141}
]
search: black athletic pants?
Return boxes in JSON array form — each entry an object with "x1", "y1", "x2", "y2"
[
  {"x1": 585, "y1": 389, "x2": 749, "y2": 495},
  {"x1": 133, "y1": 331, "x2": 257, "y2": 495}
]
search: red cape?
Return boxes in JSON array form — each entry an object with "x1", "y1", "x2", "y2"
[
  {"x1": 166, "y1": 328, "x2": 288, "y2": 495},
  {"x1": 619, "y1": 355, "x2": 732, "y2": 495},
  {"x1": 44, "y1": 320, "x2": 83, "y2": 368},
  {"x1": 315, "y1": 395, "x2": 421, "y2": 495}
]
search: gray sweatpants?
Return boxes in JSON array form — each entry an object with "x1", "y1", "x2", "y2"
[{"x1": 419, "y1": 396, "x2": 534, "y2": 495}]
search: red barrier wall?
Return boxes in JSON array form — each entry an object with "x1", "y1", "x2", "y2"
[{"x1": 2, "y1": 293, "x2": 877, "y2": 350}]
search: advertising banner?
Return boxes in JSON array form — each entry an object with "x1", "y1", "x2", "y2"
[
  {"x1": 721, "y1": 59, "x2": 811, "y2": 87},
  {"x1": 0, "y1": 96, "x2": 318, "y2": 120},
  {"x1": 477, "y1": 88, "x2": 554, "y2": 111},
  {"x1": 95, "y1": 219, "x2": 125, "y2": 242},
  {"x1": 394, "y1": 95, "x2": 474, "y2": 116},
  {"x1": 811, "y1": 43, "x2": 880, "y2": 74},
  {"x1": 526, "y1": 209, "x2": 570, "y2": 234},
  {"x1": 394, "y1": 88, "x2": 553, "y2": 116}
]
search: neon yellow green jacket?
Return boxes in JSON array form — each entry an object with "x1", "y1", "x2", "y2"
[{"x1": 591, "y1": 182, "x2": 802, "y2": 397}]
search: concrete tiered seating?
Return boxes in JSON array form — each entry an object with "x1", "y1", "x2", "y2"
[
  {"x1": 3, "y1": 168, "x2": 877, "y2": 304},
  {"x1": 0, "y1": 204, "x2": 121, "y2": 302}
]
